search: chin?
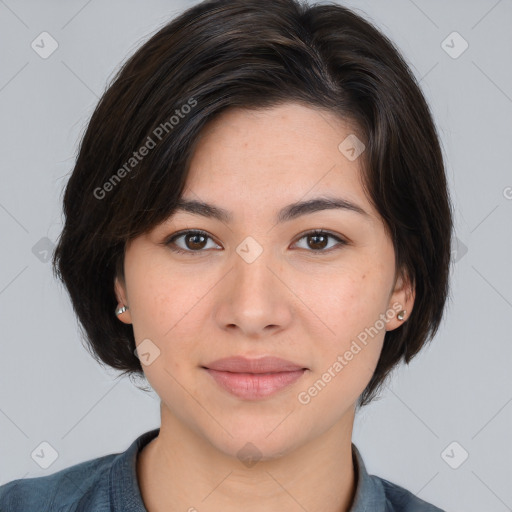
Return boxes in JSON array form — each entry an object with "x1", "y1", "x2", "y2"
[{"x1": 203, "y1": 420, "x2": 305, "y2": 463}]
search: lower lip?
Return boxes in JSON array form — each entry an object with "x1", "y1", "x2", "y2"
[{"x1": 204, "y1": 368, "x2": 307, "y2": 400}]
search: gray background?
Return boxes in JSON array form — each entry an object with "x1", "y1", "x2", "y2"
[{"x1": 1, "y1": 0, "x2": 511, "y2": 511}]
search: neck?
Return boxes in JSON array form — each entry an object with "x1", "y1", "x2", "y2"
[{"x1": 137, "y1": 404, "x2": 357, "y2": 512}]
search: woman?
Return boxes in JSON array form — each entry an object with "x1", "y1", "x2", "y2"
[{"x1": 0, "y1": 0, "x2": 452, "y2": 510}]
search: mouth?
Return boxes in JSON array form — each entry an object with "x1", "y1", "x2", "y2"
[
  {"x1": 202, "y1": 356, "x2": 308, "y2": 400},
  {"x1": 203, "y1": 355, "x2": 307, "y2": 373}
]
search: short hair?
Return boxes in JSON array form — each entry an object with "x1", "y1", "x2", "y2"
[{"x1": 52, "y1": 0, "x2": 453, "y2": 406}]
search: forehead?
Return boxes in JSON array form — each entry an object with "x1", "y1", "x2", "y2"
[{"x1": 182, "y1": 102, "x2": 374, "y2": 220}]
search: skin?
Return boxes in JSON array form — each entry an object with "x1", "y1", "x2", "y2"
[{"x1": 114, "y1": 102, "x2": 415, "y2": 512}]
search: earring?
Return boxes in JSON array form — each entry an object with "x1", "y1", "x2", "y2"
[
  {"x1": 115, "y1": 304, "x2": 129, "y2": 316},
  {"x1": 397, "y1": 310, "x2": 406, "y2": 321}
]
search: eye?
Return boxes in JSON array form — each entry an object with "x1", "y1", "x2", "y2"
[
  {"x1": 162, "y1": 229, "x2": 348, "y2": 256},
  {"x1": 292, "y1": 229, "x2": 347, "y2": 253},
  {"x1": 164, "y1": 230, "x2": 221, "y2": 255}
]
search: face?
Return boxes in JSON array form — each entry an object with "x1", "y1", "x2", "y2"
[{"x1": 114, "y1": 102, "x2": 414, "y2": 461}]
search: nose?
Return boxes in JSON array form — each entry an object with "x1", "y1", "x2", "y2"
[{"x1": 213, "y1": 247, "x2": 293, "y2": 339}]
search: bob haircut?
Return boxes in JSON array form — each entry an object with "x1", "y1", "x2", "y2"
[{"x1": 52, "y1": 0, "x2": 453, "y2": 406}]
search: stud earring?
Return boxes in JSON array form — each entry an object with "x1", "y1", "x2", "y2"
[
  {"x1": 397, "y1": 310, "x2": 406, "y2": 321},
  {"x1": 115, "y1": 304, "x2": 129, "y2": 316}
]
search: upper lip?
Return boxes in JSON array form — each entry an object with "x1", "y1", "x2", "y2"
[{"x1": 203, "y1": 356, "x2": 306, "y2": 374}]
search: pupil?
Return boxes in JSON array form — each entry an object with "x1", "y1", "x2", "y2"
[
  {"x1": 187, "y1": 233, "x2": 206, "y2": 249},
  {"x1": 309, "y1": 234, "x2": 327, "y2": 250}
]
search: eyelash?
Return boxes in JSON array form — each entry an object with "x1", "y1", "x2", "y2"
[{"x1": 163, "y1": 229, "x2": 348, "y2": 256}]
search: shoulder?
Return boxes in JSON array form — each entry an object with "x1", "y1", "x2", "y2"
[
  {"x1": 350, "y1": 443, "x2": 445, "y2": 512},
  {"x1": 374, "y1": 475, "x2": 445, "y2": 511},
  {"x1": 0, "y1": 452, "x2": 117, "y2": 512}
]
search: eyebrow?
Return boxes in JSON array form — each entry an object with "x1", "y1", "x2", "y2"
[{"x1": 173, "y1": 196, "x2": 369, "y2": 224}]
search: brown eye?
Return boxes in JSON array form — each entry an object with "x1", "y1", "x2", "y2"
[
  {"x1": 164, "y1": 229, "x2": 347, "y2": 256},
  {"x1": 293, "y1": 230, "x2": 347, "y2": 253},
  {"x1": 184, "y1": 232, "x2": 208, "y2": 250},
  {"x1": 165, "y1": 230, "x2": 220, "y2": 255},
  {"x1": 307, "y1": 233, "x2": 329, "y2": 250}
]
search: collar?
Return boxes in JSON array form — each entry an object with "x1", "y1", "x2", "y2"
[
  {"x1": 350, "y1": 443, "x2": 387, "y2": 511},
  {"x1": 109, "y1": 428, "x2": 386, "y2": 512}
]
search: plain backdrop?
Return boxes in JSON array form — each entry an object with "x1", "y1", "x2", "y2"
[{"x1": 1, "y1": 1, "x2": 511, "y2": 511}]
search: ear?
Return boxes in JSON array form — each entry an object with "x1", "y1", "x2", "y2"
[
  {"x1": 114, "y1": 275, "x2": 132, "y2": 324},
  {"x1": 386, "y1": 268, "x2": 415, "y2": 331}
]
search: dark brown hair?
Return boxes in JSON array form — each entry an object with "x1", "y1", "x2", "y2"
[{"x1": 52, "y1": 0, "x2": 453, "y2": 406}]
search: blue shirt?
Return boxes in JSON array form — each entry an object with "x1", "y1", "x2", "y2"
[{"x1": 0, "y1": 428, "x2": 445, "y2": 511}]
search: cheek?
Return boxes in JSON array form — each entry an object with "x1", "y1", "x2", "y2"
[
  {"x1": 127, "y1": 267, "x2": 203, "y2": 401},
  {"x1": 314, "y1": 263, "x2": 391, "y2": 338},
  {"x1": 126, "y1": 254, "x2": 201, "y2": 338},
  {"x1": 299, "y1": 274, "x2": 388, "y2": 415},
  {"x1": 126, "y1": 258, "x2": 218, "y2": 380},
  {"x1": 308, "y1": 264, "x2": 391, "y2": 390}
]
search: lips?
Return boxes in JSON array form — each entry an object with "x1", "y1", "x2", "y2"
[
  {"x1": 202, "y1": 356, "x2": 308, "y2": 400},
  {"x1": 203, "y1": 356, "x2": 306, "y2": 373}
]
